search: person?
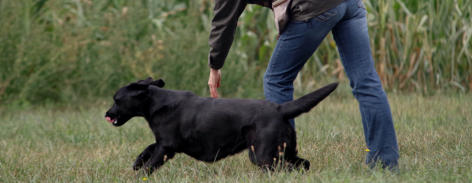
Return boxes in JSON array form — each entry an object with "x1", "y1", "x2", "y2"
[{"x1": 206, "y1": 0, "x2": 399, "y2": 169}]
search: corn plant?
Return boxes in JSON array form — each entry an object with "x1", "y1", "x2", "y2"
[{"x1": 0, "y1": 0, "x2": 470, "y2": 105}]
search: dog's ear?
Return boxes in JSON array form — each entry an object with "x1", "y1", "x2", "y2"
[
  {"x1": 127, "y1": 82, "x2": 148, "y2": 91},
  {"x1": 126, "y1": 83, "x2": 149, "y2": 99},
  {"x1": 127, "y1": 77, "x2": 163, "y2": 91},
  {"x1": 127, "y1": 77, "x2": 154, "y2": 90},
  {"x1": 151, "y1": 79, "x2": 165, "y2": 88},
  {"x1": 136, "y1": 77, "x2": 153, "y2": 85}
]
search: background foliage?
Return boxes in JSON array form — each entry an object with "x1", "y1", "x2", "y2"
[{"x1": 0, "y1": 0, "x2": 471, "y2": 105}]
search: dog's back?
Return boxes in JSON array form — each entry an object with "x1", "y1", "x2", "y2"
[{"x1": 167, "y1": 82, "x2": 338, "y2": 162}]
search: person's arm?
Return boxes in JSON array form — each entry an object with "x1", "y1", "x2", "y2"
[
  {"x1": 208, "y1": 0, "x2": 247, "y2": 98},
  {"x1": 208, "y1": 0, "x2": 247, "y2": 70}
]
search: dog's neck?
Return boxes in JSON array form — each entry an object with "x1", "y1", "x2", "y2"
[{"x1": 143, "y1": 86, "x2": 183, "y2": 122}]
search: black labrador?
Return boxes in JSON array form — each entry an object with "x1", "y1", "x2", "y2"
[{"x1": 105, "y1": 78, "x2": 338, "y2": 174}]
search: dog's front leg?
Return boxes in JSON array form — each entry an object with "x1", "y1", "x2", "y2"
[
  {"x1": 133, "y1": 143, "x2": 157, "y2": 170},
  {"x1": 143, "y1": 145, "x2": 175, "y2": 174}
]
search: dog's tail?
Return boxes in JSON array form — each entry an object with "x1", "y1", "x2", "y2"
[{"x1": 279, "y1": 82, "x2": 339, "y2": 119}]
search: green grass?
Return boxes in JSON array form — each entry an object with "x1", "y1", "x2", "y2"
[{"x1": 1, "y1": 93, "x2": 471, "y2": 182}]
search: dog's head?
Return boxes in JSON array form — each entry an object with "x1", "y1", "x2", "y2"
[{"x1": 105, "y1": 77, "x2": 165, "y2": 127}]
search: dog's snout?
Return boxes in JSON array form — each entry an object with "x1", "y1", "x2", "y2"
[
  {"x1": 105, "y1": 104, "x2": 117, "y2": 117},
  {"x1": 105, "y1": 105, "x2": 119, "y2": 124}
]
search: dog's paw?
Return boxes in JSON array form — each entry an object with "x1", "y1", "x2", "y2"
[
  {"x1": 294, "y1": 159, "x2": 310, "y2": 171},
  {"x1": 133, "y1": 159, "x2": 146, "y2": 171},
  {"x1": 288, "y1": 158, "x2": 310, "y2": 171},
  {"x1": 132, "y1": 163, "x2": 141, "y2": 171},
  {"x1": 301, "y1": 160, "x2": 310, "y2": 170},
  {"x1": 143, "y1": 165, "x2": 155, "y2": 175}
]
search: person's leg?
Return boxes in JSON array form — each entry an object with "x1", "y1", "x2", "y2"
[
  {"x1": 264, "y1": 4, "x2": 346, "y2": 128},
  {"x1": 332, "y1": 0, "x2": 399, "y2": 169}
]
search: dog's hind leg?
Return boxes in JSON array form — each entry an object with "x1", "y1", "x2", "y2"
[
  {"x1": 143, "y1": 144, "x2": 175, "y2": 174},
  {"x1": 133, "y1": 143, "x2": 157, "y2": 170},
  {"x1": 249, "y1": 146, "x2": 278, "y2": 171},
  {"x1": 280, "y1": 137, "x2": 310, "y2": 170},
  {"x1": 247, "y1": 135, "x2": 280, "y2": 171},
  {"x1": 286, "y1": 156, "x2": 310, "y2": 171},
  {"x1": 249, "y1": 143, "x2": 310, "y2": 171}
]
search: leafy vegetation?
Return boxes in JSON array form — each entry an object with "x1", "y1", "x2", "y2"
[{"x1": 0, "y1": 0, "x2": 471, "y2": 105}]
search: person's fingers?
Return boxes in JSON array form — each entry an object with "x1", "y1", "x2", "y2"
[
  {"x1": 216, "y1": 74, "x2": 221, "y2": 88},
  {"x1": 208, "y1": 78, "x2": 218, "y2": 98},
  {"x1": 208, "y1": 69, "x2": 221, "y2": 98},
  {"x1": 210, "y1": 85, "x2": 219, "y2": 98},
  {"x1": 208, "y1": 79, "x2": 219, "y2": 98},
  {"x1": 216, "y1": 70, "x2": 222, "y2": 88}
]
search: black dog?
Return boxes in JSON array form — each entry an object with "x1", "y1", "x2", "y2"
[{"x1": 105, "y1": 78, "x2": 338, "y2": 174}]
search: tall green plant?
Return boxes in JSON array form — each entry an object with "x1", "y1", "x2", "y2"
[{"x1": 0, "y1": 0, "x2": 471, "y2": 105}]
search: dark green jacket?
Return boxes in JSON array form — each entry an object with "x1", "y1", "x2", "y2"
[{"x1": 209, "y1": 0, "x2": 344, "y2": 69}]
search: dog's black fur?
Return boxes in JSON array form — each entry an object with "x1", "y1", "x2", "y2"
[{"x1": 105, "y1": 78, "x2": 338, "y2": 174}]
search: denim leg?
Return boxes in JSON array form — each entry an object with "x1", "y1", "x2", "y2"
[
  {"x1": 264, "y1": 7, "x2": 344, "y2": 128},
  {"x1": 332, "y1": 0, "x2": 399, "y2": 168}
]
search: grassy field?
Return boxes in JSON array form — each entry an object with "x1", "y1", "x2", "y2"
[{"x1": 1, "y1": 92, "x2": 471, "y2": 182}]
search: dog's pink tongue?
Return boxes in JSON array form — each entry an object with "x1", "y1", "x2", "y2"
[{"x1": 106, "y1": 116, "x2": 114, "y2": 123}]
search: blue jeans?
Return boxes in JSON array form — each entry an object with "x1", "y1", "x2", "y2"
[{"x1": 263, "y1": 0, "x2": 399, "y2": 168}]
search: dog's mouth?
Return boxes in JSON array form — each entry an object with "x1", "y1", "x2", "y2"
[
  {"x1": 105, "y1": 114, "x2": 132, "y2": 127},
  {"x1": 105, "y1": 116, "x2": 118, "y2": 125}
]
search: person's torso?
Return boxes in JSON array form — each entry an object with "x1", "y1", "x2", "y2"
[
  {"x1": 290, "y1": 0, "x2": 345, "y2": 21},
  {"x1": 247, "y1": 0, "x2": 345, "y2": 21}
]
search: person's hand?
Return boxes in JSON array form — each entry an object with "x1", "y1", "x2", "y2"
[{"x1": 208, "y1": 68, "x2": 221, "y2": 98}]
